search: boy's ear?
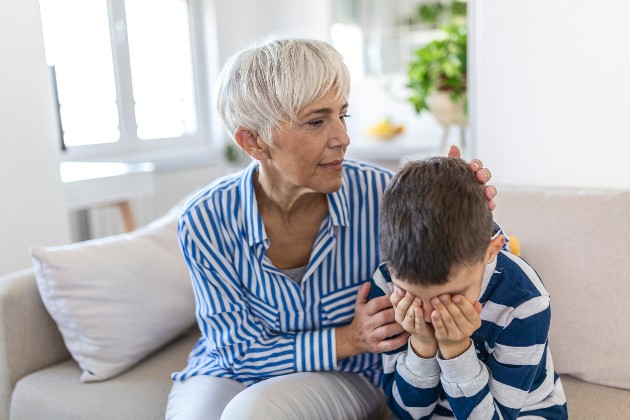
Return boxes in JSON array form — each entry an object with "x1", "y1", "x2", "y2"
[
  {"x1": 486, "y1": 234, "x2": 505, "y2": 263},
  {"x1": 234, "y1": 127, "x2": 270, "y2": 161}
]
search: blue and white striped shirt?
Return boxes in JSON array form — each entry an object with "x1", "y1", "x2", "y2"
[
  {"x1": 371, "y1": 251, "x2": 568, "y2": 419},
  {"x1": 172, "y1": 159, "x2": 393, "y2": 386}
]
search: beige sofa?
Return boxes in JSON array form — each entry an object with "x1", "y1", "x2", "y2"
[{"x1": 1, "y1": 186, "x2": 630, "y2": 419}]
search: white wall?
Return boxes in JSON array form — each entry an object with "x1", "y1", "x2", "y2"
[
  {"x1": 0, "y1": 0, "x2": 71, "y2": 275},
  {"x1": 202, "y1": 0, "x2": 333, "y2": 144},
  {"x1": 470, "y1": 0, "x2": 630, "y2": 189},
  {"x1": 213, "y1": 0, "x2": 332, "y2": 66}
]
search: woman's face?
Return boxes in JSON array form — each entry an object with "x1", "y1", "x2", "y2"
[{"x1": 261, "y1": 91, "x2": 351, "y2": 194}]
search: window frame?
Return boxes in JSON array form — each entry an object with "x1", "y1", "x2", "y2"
[{"x1": 59, "y1": 0, "x2": 215, "y2": 162}]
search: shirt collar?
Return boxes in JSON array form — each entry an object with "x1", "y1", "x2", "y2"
[
  {"x1": 240, "y1": 161, "x2": 265, "y2": 246},
  {"x1": 239, "y1": 161, "x2": 351, "y2": 247},
  {"x1": 478, "y1": 253, "x2": 499, "y2": 301},
  {"x1": 326, "y1": 174, "x2": 350, "y2": 227}
]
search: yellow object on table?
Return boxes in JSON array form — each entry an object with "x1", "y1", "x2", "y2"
[{"x1": 367, "y1": 118, "x2": 405, "y2": 140}]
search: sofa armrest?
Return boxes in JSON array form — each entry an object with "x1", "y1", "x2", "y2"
[{"x1": 0, "y1": 268, "x2": 70, "y2": 420}]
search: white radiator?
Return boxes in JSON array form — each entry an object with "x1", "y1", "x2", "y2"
[{"x1": 84, "y1": 163, "x2": 241, "y2": 239}]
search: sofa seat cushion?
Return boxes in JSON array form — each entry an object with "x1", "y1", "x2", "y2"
[
  {"x1": 10, "y1": 329, "x2": 199, "y2": 420},
  {"x1": 561, "y1": 375, "x2": 630, "y2": 419}
]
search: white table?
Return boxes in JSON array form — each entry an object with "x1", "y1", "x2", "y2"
[{"x1": 60, "y1": 161, "x2": 156, "y2": 238}]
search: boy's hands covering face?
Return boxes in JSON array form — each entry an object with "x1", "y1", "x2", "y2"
[
  {"x1": 391, "y1": 286, "x2": 438, "y2": 358},
  {"x1": 390, "y1": 287, "x2": 483, "y2": 360},
  {"x1": 431, "y1": 294, "x2": 482, "y2": 359}
]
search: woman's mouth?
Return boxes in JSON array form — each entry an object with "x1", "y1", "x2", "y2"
[{"x1": 319, "y1": 160, "x2": 344, "y2": 171}]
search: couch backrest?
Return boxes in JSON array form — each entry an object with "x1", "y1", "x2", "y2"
[{"x1": 493, "y1": 187, "x2": 630, "y2": 391}]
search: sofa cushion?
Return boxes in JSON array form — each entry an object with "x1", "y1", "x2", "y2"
[
  {"x1": 10, "y1": 327, "x2": 199, "y2": 420},
  {"x1": 560, "y1": 375, "x2": 630, "y2": 419},
  {"x1": 493, "y1": 187, "x2": 630, "y2": 390},
  {"x1": 30, "y1": 209, "x2": 195, "y2": 382}
]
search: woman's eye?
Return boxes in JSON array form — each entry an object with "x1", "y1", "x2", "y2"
[
  {"x1": 307, "y1": 113, "x2": 350, "y2": 128},
  {"x1": 308, "y1": 119, "x2": 324, "y2": 127}
]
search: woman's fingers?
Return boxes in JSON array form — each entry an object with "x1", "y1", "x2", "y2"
[
  {"x1": 486, "y1": 184, "x2": 497, "y2": 200},
  {"x1": 476, "y1": 167, "x2": 491, "y2": 183},
  {"x1": 447, "y1": 145, "x2": 461, "y2": 158}
]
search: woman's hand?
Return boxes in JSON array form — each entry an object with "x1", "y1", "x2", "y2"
[
  {"x1": 448, "y1": 145, "x2": 497, "y2": 210},
  {"x1": 335, "y1": 282, "x2": 410, "y2": 360}
]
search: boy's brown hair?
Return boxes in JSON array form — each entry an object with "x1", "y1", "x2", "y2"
[{"x1": 379, "y1": 157, "x2": 493, "y2": 285}]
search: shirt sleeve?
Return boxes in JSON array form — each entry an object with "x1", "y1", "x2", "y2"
[
  {"x1": 382, "y1": 342, "x2": 443, "y2": 420},
  {"x1": 179, "y1": 218, "x2": 336, "y2": 383},
  {"x1": 370, "y1": 266, "x2": 443, "y2": 420},
  {"x1": 438, "y1": 295, "x2": 552, "y2": 419}
]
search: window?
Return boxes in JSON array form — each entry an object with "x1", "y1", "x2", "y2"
[
  {"x1": 39, "y1": 0, "x2": 210, "y2": 155},
  {"x1": 331, "y1": 0, "x2": 466, "y2": 77}
]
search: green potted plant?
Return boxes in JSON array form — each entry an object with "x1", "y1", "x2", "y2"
[
  {"x1": 407, "y1": 23, "x2": 467, "y2": 114},
  {"x1": 406, "y1": 22, "x2": 467, "y2": 149},
  {"x1": 418, "y1": 2, "x2": 444, "y2": 28}
]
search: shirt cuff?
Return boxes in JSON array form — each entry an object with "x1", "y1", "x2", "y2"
[
  {"x1": 437, "y1": 339, "x2": 482, "y2": 384},
  {"x1": 437, "y1": 340, "x2": 489, "y2": 398},
  {"x1": 405, "y1": 338, "x2": 440, "y2": 377},
  {"x1": 295, "y1": 328, "x2": 336, "y2": 372}
]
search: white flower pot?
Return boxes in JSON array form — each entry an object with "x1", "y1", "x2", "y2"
[
  {"x1": 428, "y1": 91, "x2": 467, "y2": 151},
  {"x1": 428, "y1": 91, "x2": 466, "y2": 126}
]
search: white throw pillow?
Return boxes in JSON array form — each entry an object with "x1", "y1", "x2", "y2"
[{"x1": 31, "y1": 209, "x2": 195, "y2": 382}]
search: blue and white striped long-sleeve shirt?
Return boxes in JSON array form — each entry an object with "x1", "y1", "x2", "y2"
[
  {"x1": 171, "y1": 159, "x2": 393, "y2": 386},
  {"x1": 371, "y1": 251, "x2": 568, "y2": 419}
]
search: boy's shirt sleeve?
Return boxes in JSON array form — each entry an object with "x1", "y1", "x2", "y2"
[
  {"x1": 438, "y1": 295, "x2": 553, "y2": 420},
  {"x1": 383, "y1": 343, "x2": 444, "y2": 420},
  {"x1": 369, "y1": 264, "x2": 444, "y2": 420}
]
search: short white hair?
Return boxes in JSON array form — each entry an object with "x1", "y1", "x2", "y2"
[{"x1": 215, "y1": 36, "x2": 351, "y2": 145}]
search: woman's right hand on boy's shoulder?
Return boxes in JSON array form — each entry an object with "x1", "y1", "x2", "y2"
[
  {"x1": 391, "y1": 286, "x2": 438, "y2": 359},
  {"x1": 335, "y1": 282, "x2": 410, "y2": 360}
]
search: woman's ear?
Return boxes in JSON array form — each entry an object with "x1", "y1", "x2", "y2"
[
  {"x1": 234, "y1": 127, "x2": 269, "y2": 161},
  {"x1": 486, "y1": 234, "x2": 505, "y2": 263}
]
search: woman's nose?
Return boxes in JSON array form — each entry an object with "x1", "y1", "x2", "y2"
[{"x1": 330, "y1": 119, "x2": 350, "y2": 147}]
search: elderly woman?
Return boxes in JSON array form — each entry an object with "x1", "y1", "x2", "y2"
[{"x1": 166, "y1": 37, "x2": 496, "y2": 419}]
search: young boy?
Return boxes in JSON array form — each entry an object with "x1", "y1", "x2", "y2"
[{"x1": 370, "y1": 157, "x2": 568, "y2": 419}]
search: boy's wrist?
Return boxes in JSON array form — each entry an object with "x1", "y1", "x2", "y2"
[
  {"x1": 410, "y1": 335, "x2": 438, "y2": 359},
  {"x1": 437, "y1": 339, "x2": 472, "y2": 360}
]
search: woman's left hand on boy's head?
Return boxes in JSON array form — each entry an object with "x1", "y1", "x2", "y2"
[
  {"x1": 448, "y1": 145, "x2": 496, "y2": 211},
  {"x1": 430, "y1": 293, "x2": 482, "y2": 359}
]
